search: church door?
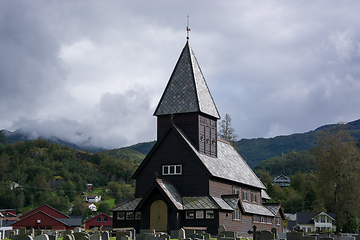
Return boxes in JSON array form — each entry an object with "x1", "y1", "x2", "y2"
[{"x1": 150, "y1": 200, "x2": 168, "y2": 231}]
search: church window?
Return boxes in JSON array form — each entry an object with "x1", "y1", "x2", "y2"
[
  {"x1": 267, "y1": 217, "x2": 272, "y2": 224},
  {"x1": 206, "y1": 210, "x2": 214, "y2": 219},
  {"x1": 186, "y1": 211, "x2": 194, "y2": 219},
  {"x1": 251, "y1": 192, "x2": 257, "y2": 202},
  {"x1": 260, "y1": 216, "x2": 266, "y2": 223},
  {"x1": 233, "y1": 210, "x2": 241, "y2": 220},
  {"x1": 233, "y1": 188, "x2": 240, "y2": 195},
  {"x1": 196, "y1": 210, "x2": 204, "y2": 219},
  {"x1": 117, "y1": 212, "x2": 125, "y2": 220},
  {"x1": 253, "y1": 215, "x2": 259, "y2": 222},
  {"x1": 162, "y1": 165, "x2": 182, "y2": 175},
  {"x1": 242, "y1": 191, "x2": 248, "y2": 201},
  {"x1": 135, "y1": 212, "x2": 141, "y2": 220},
  {"x1": 126, "y1": 212, "x2": 134, "y2": 220}
]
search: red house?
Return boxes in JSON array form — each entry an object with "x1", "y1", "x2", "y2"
[
  {"x1": 83, "y1": 213, "x2": 113, "y2": 231},
  {"x1": 12, "y1": 204, "x2": 82, "y2": 230}
]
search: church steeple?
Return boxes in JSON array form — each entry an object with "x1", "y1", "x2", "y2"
[
  {"x1": 154, "y1": 41, "x2": 220, "y2": 119},
  {"x1": 154, "y1": 41, "x2": 220, "y2": 157}
]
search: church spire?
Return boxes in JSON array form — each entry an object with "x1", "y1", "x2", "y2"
[{"x1": 154, "y1": 41, "x2": 220, "y2": 119}]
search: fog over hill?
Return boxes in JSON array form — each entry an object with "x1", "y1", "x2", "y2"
[{"x1": 2, "y1": 118, "x2": 360, "y2": 169}]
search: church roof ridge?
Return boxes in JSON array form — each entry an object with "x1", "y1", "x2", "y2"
[{"x1": 154, "y1": 41, "x2": 220, "y2": 119}]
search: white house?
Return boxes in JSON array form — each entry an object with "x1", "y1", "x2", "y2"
[
  {"x1": 85, "y1": 195, "x2": 101, "y2": 203},
  {"x1": 287, "y1": 212, "x2": 336, "y2": 232},
  {"x1": 273, "y1": 174, "x2": 291, "y2": 188},
  {"x1": 88, "y1": 203, "x2": 97, "y2": 212}
]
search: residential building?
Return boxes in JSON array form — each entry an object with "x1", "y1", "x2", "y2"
[
  {"x1": 273, "y1": 174, "x2": 291, "y2": 188},
  {"x1": 286, "y1": 212, "x2": 335, "y2": 232},
  {"x1": 83, "y1": 213, "x2": 112, "y2": 231}
]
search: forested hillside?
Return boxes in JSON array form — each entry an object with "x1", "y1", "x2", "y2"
[{"x1": 0, "y1": 139, "x2": 137, "y2": 215}]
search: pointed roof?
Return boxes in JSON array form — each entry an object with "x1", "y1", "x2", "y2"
[{"x1": 154, "y1": 41, "x2": 220, "y2": 119}]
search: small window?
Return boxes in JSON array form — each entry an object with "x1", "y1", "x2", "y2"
[
  {"x1": 117, "y1": 212, "x2": 125, "y2": 220},
  {"x1": 46, "y1": 226, "x2": 52, "y2": 230},
  {"x1": 307, "y1": 227, "x2": 311, "y2": 232},
  {"x1": 267, "y1": 217, "x2": 272, "y2": 224},
  {"x1": 253, "y1": 215, "x2": 259, "y2": 222},
  {"x1": 251, "y1": 192, "x2": 257, "y2": 202},
  {"x1": 260, "y1": 216, "x2": 266, "y2": 223},
  {"x1": 242, "y1": 191, "x2": 248, "y2": 201},
  {"x1": 233, "y1": 188, "x2": 239, "y2": 195},
  {"x1": 233, "y1": 210, "x2": 241, "y2": 220},
  {"x1": 104, "y1": 217, "x2": 108, "y2": 222},
  {"x1": 276, "y1": 217, "x2": 280, "y2": 225},
  {"x1": 40, "y1": 226, "x2": 45, "y2": 230},
  {"x1": 126, "y1": 212, "x2": 134, "y2": 220},
  {"x1": 196, "y1": 211, "x2": 204, "y2": 219},
  {"x1": 163, "y1": 165, "x2": 182, "y2": 175},
  {"x1": 96, "y1": 217, "x2": 101, "y2": 222},
  {"x1": 206, "y1": 210, "x2": 214, "y2": 219},
  {"x1": 135, "y1": 212, "x2": 141, "y2": 220},
  {"x1": 186, "y1": 211, "x2": 194, "y2": 219}
]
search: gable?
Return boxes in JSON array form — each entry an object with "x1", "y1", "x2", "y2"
[
  {"x1": 13, "y1": 211, "x2": 67, "y2": 227},
  {"x1": 20, "y1": 204, "x2": 69, "y2": 219}
]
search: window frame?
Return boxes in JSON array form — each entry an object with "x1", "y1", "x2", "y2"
[
  {"x1": 233, "y1": 210, "x2": 241, "y2": 221},
  {"x1": 117, "y1": 212, "x2": 125, "y2": 220},
  {"x1": 206, "y1": 210, "x2": 214, "y2": 219},
  {"x1": 162, "y1": 165, "x2": 182, "y2": 175},
  {"x1": 196, "y1": 210, "x2": 204, "y2": 219},
  {"x1": 186, "y1": 211, "x2": 194, "y2": 219}
]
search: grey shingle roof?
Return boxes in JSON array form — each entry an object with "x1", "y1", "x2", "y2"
[
  {"x1": 183, "y1": 197, "x2": 218, "y2": 210},
  {"x1": 154, "y1": 41, "x2": 220, "y2": 119},
  {"x1": 112, "y1": 198, "x2": 141, "y2": 211},
  {"x1": 261, "y1": 189, "x2": 271, "y2": 200},
  {"x1": 175, "y1": 126, "x2": 265, "y2": 189},
  {"x1": 157, "y1": 179, "x2": 183, "y2": 210},
  {"x1": 213, "y1": 197, "x2": 236, "y2": 211},
  {"x1": 242, "y1": 202, "x2": 274, "y2": 216}
]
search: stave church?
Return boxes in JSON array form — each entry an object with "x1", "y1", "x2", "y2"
[{"x1": 111, "y1": 38, "x2": 284, "y2": 236}]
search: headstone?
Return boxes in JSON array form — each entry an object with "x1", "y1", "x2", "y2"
[
  {"x1": 319, "y1": 238, "x2": 333, "y2": 240},
  {"x1": 185, "y1": 230, "x2": 196, "y2": 238},
  {"x1": 218, "y1": 226, "x2": 226, "y2": 234},
  {"x1": 286, "y1": 232, "x2": 303, "y2": 240},
  {"x1": 89, "y1": 232, "x2": 101, "y2": 240},
  {"x1": 247, "y1": 225, "x2": 262, "y2": 240},
  {"x1": 178, "y1": 228, "x2": 186, "y2": 240},
  {"x1": 303, "y1": 236, "x2": 316, "y2": 240},
  {"x1": 34, "y1": 234, "x2": 49, "y2": 240},
  {"x1": 101, "y1": 232, "x2": 110, "y2": 240},
  {"x1": 204, "y1": 233, "x2": 211, "y2": 240},
  {"x1": 278, "y1": 233, "x2": 286, "y2": 240},
  {"x1": 140, "y1": 230, "x2": 155, "y2": 235},
  {"x1": 15, "y1": 236, "x2": 34, "y2": 240},
  {"x1": 116, "y1": 232, "x2": 132, "y2": 240},
  {"x1": 74, "y1": 232, "x2": 90, "y2": 240},
  {"x1": 259, "y1": 231, "x2": 273, "y2": 240},
  {"x1": 188, "y1": 233, "x2": 204, "y2": 240},
  {"x1": 340, "y1": 237, "x2": 355, "y2": 240},
  {"x1": 63, "y1": 234, "x2": 74, "y2": 240},
  {"x1": 74, "y1": 228, "x2": 82, "y2": 233}
]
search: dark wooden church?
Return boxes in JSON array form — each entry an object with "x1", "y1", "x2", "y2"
[{"x1": 111, "y1": 40, "x2": 284, "y2": 236}]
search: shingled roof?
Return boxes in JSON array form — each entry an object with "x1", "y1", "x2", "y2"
[{"x1": 154, "y1": 41, "x2": 220, "y2": 119}]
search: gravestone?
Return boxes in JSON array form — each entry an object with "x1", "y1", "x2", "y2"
[
  {"x1": 185, "y1": 230, "x2": 196, "y2": 238},
  {"x1": 74, "y1": 232, "x2": 90, "y2": 240},
  {"x1": 340, "y1": 237, "x2": 355, "y2": 240},
  {"x1": 15, "y1": 236, "x2": 34, "y2": 240},
  {"x1": 303, "y1": 236, "x2": 316, "y2": 240},
  {"x1": 286, "y1": 232, "x2": 303, "y2": 240},
  {"x1": 259, "y1": 231, "x2": 273, "y2": 240},
  {"x1": 34, "y1": 234, "x2": 49, "y2": 240},
  {"x1": 74, "y1": 228, "x2": 82, "y2": 233},
  {"x1": 278, "y1": 233, "x2": 286, "y2": 240},
  {"x1": 178, "y1": 228, "x2": 186, "y2": 240},
  {"x1": 116, "y1": 232, "x2": 132, "y2": 240},
  {"x1": 247, "y1": 225, "x2": 262, "y2": 240},
  {"x1": 203, "y1": 233, "x2": 211, "y2": 240},
  {"x1": 188, "y1": 233, "x2": 204, "y2": 240},
  {"x1": 101, "y1": 231, "x2": 110, "y2": 240},
  {"x1": 218, "y1": 226, "x2": 226, "y2": 234},
  {"x1": 319, "y1": 237, "x2": 333, "y2": 240},
  {"x1": 63, "y1": 234, "x2": 75, "y2": 240},
  {"x1": 89, "y1": 232, "x2": 101, "y2": 240},
  {"x1": 140, "y1": 230, "x2": 155, "y2": 235}
]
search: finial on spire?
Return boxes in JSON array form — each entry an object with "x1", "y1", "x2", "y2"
[{"x1": 186, "y1": 14, "x2": 191, "y2": 40}]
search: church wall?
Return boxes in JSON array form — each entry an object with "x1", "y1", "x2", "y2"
[{"x1": 135, "y1": 129, "x2": 210, "y2": 198}]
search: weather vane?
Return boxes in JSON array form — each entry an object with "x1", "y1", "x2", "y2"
[{"x1": 186, "y1": 14, "x2": 191, "y2": 40}]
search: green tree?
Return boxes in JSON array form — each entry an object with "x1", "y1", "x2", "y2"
[
  {"x1": 218, "y1": 114, "x2": 238, "y2": 151},
  {"x1": 97, "y1": 202, "x2": 111, "y2": 215},
  {"x1": 313, "y1": 124, "x2": 360, "y2": 233}
]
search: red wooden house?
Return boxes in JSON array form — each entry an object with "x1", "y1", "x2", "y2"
[
  {"x1": 83, "y1": 213, "x2": 113, "y2": 231},
  {"x1": 111, "y1": 40, "x2": 285, "y2": 236},
  {"x1": 12, "y1": 204, "x2": 82, "y2": 230}
]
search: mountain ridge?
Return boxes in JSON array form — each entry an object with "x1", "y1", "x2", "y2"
[{"x1": 2, "y1": 119, "x2": 360, "y2": 168}]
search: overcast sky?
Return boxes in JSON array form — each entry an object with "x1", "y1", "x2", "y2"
[{"x1": 1, "y1": 0, "x2": 360, "y2": 149}]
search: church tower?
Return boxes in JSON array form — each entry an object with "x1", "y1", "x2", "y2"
[{"x1": 154, "y1": 41, "x2": 220, "y2": 157}]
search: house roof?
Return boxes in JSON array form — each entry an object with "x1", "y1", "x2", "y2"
[
  {"x1": 273, "y1": 174, "x2": 290, "y2": 182},
  {"x1": 57, "y1": 216, "x2": 82, "y2": 226},
  {"x1": 261, "y1": 189, "x2": 271, "y2": 200},
  {"x1": 296, "y1": 212, "x2": 336, "y2": 224},
  {"x1": 154, "y1": 41, "x2": 220, "y2": 119},
  {"x1": 13, "y1": 211, "x2": 72, "y2": 227},
  {"x1": 20, "y1": 204, "x2": 69, "y2": 219},
  {"x1": 242, "y1": 202, "x2": 274, "y2": 217},
  {"x1": 83, "y1": 213, "x2": 112, "y2": 224},
  {"x1": 176, "y1": 127, "x2": 265, "y2": 189}
]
